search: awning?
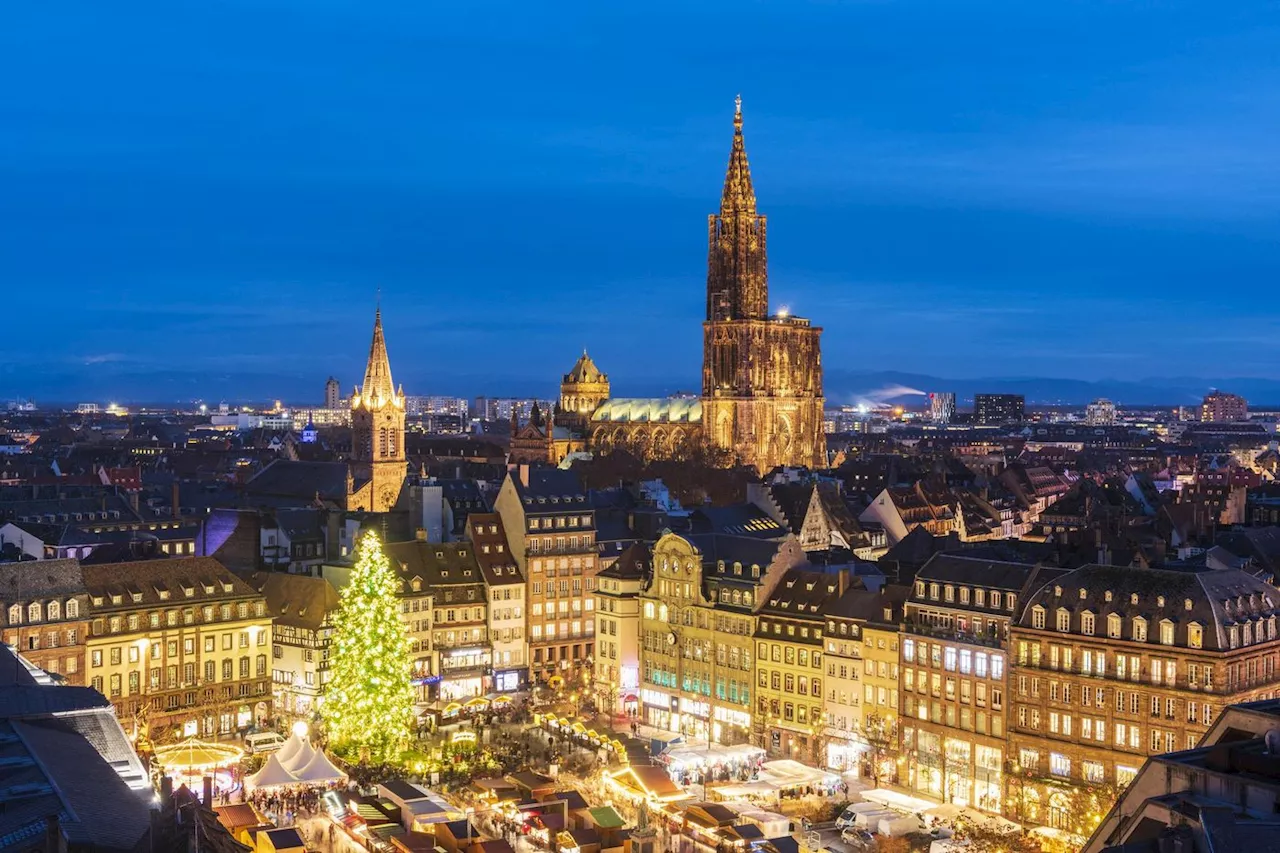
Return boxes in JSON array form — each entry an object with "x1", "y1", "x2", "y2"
[
  {"x1": 493, "y1": 695, "x2": 513, "y2": 705},
  {"x1": 465, "y1": 696, "x2": 490, "y2": 708},
  {"x1": 442, "y1": 702, "x2": 463, "y2": 715}
]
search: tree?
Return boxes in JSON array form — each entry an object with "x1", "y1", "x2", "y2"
[
  {"x1": 321, "y1": 530, "x2": 415, "y2": 762},
  {"x1": 954, "y1": 822, "x2": 1041, "y2": 853}
]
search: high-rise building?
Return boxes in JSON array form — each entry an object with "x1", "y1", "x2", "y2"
[
  {"x1": 325, "y1": 376, "x2": 340, "y2": 409},
  {"x1": 974, "y1": 393, "x2": 1026, "y2": 425},
  {"x1": 930, "y1": 392, "x2": 956, "y2": 423},
  {"x1": 405, "y1": 396, "x2": 469, "y2": 418},
  {"x1": 1201, "y1": 390, "x2": 1247, "y2": 423},
  {"x1": 1086, "y1": 398, "x2": 1117, "y2": 425},
  {"x1": 349, "y1": 308, "x2": 407, "y2": 513}
]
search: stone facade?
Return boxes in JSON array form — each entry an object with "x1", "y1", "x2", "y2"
[{"x1": 349, "y1": 308, "x2": 407, "y2": 512}]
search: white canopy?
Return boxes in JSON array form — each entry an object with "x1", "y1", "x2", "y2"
[
  {"x1": 281, "y1": 739, "x2": 316, "y2": 773},
  {"x1": 246, "y1": 753, "x2": 300, "y2": 790},
  {"x1": 275, "y1": 733, "x2": 304, "y2": 766},
  {"x1": 292, "y1": 748, "x2": 347, "y2": 784}
]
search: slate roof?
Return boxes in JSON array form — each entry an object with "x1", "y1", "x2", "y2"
[
  {"x1": 0, "y1": 558, "x2": 86, "y2": 601},
  {"x1": 384, "y1": 540, "x2": 486, "y2": 593},
  {"x1": 690, "y1": 504, "x2": 787, "y2": 539},
  {"x1": 467, "y1": 513, "x2": 524, "y2": 585},
  {"x1": 758, "y1": 568, "x2": 846, "y2": 624},
  {"x1": 246, "y1": 459, "x2": 349, "y2": 502},
  {"x1": 80, "y1": 557, "x2": 258, "y2": 611}
]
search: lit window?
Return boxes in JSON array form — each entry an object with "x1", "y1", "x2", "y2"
[
  {"x1": 1049, "y1": 752, "x2": 1070, "y2": 778},
  {"x1": 1056, "y1": 608, "x2": 1070, "y2": 632}
]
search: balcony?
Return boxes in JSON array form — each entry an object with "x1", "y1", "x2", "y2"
[{"x1": 905, "y1": 619, "x2": 1004, "y2": 649}]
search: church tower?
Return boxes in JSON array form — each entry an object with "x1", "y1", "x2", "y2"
[
  {"x1": 349, "y1": 307, "x2": 406, "y2": 512},
  {"x1": 701, "y1": 98, "x2": 826, "y2": 472}
]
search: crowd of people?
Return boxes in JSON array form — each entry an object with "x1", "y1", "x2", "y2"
[{"x1": 248, "y1": 785, "x2": 327, "y2": 826}]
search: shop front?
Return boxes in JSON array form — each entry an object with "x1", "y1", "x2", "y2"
[
  {"x1": 823, "y1": 727, "x2": 869, "y2": 774},
  {"x1": 911, "y1": 729, "x2": 944, "y2": 799},
  {"x1": 944, "y1": 738, "x2": 973, "y2": 806},
  {"x1": 973, "y1": 745, "x2": 1003, "y2": 813},
  {"x1": 713, "y1": 706, "x2": 752, "y2": 746},
  {"x1": 641, "y1": 688, "x2": 675, "y2": 733},
  {"x1": 493, "y1": 668, "x2": 525, "y2": 693}
]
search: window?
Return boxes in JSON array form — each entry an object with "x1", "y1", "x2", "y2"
[
  {"x1": 1116, "y1": 765, "x2": 1138, "y2": 786},
  {"x1": 1132, "y1": 618, "x2": 1147, "y2": 642},
  {"x1": 1159, "y1": 620, "x2": 1174, "y2": 646},
  {"x1": 1188, "y1": 623, "x2": 1203, "y2": 649},
  {"x1": 1049, "y1": 753, "x2": 1070, "y2": 778},
  {"x1": 1056, "y1": 608, "x2": 1070, "y2": 632},
  {"x1": 1107, "y1": 613, "x2": 1122, "y2": 639},
  {"x1": 1081, "y1": 612, "x2": 1095, "y2": 635},
  {"x1": 1082, "y1": 760, "x2": 1105, "y2": 783},
  {"x1": 1031, "y1": 606, "x2": 1046, "y2": 630}
]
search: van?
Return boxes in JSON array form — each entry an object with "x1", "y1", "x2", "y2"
[{"x1": 244, "y1": 731, "x2": 287, "y2": 754}]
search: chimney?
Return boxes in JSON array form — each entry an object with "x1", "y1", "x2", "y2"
[
  {"x1": 44, "y1": 813, "x2": 61, "y2": 853},
  {"x1": 203, "y1": 774, "x2": 214, "y2": 805},
  {"x1": 172, "y1": 480, "x2": 181, "y2": 520}
]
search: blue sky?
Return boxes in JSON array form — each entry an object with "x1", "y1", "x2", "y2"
[{"x1": 2, "y1": 1, "x2": 1279, "y2": 402}]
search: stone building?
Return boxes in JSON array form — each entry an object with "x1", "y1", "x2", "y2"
[
  {"x1": 539, "y1": 99, "x2": 827, "y2": 474},
  {"x1": 468, "y1": 512, "x2": 527, "y2": 693},
  {"x1": 493, "y1": 467, "x2": 598, "y2": 686},
  {"x1": 594, "y1": 540, "x2": 648, "y2": 719},
  {"x1": 80, "y1": 557, "x2": 273, "y2": 740},
  {"x1": 0, "y1": 559, "x2": 90, "y2": 685},
  {"x1": 348, "y1": 307, "x2": 407, "y2": 512},
  {"x1": 1008, "y1": 563, "x2": 1280, "y2": 835},
  {"x1": 754, "y1": 567, "x2": 848, "y2": 764},
  {"x1": 638, "y1": 530, "x2": 804, "y2": 745},
  {"x1": 900, "y1": 554, "x2": 1066, "y2": 815}
]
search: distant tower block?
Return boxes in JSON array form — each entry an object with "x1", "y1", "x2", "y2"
[{"x1": 325, "y1": 376, "x2": 341, "y2": 409}]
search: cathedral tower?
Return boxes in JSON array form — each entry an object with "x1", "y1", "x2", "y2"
[
  {"x1": 349, "y1": 307, "x2": 407, "y2": 512},
  {"x1": 701, "y1": 98, "x2": 826, "y2": 472}
]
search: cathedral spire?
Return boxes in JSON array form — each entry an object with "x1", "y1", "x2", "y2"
[
  {"x1": 359, "y1": 307, "x2": 396, "y2": 405},
  {"x1": 720, "y1": 94, "x2": 756, "y2": 216}
]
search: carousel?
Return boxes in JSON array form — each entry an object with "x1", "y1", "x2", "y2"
[{"x1": 152, "y1": 737, "x2": 245, "y2": 799}]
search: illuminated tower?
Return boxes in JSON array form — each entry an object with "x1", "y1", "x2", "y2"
[
  {"x1": 701, "y1": 97, "x2": 826, "y2": 472},
  {"x1": 349, "y1": 307, "x2": 406, "y2": 512}
]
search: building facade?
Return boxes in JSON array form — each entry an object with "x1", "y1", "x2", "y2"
[
  {"x1": 1008, "y1": 564, "x2": 1280, "y2": 835},
  {"x1": 81, "y1": 558, "x2": 273, "y2": 741},
  {"x1": 0, "y1": 559, "x2": 90, "y2": 685},
  {"x1": 468, "y1": 512, "x2": 527, "y2": 693},
  {"x1": 1086, "y1": 399, "x2": 1118, "y2": 426},
  {"x1": 493, "y1": 468, "x2": 598, "y2": 687},
  {"x1": 1201, "y1": 390, "x2": 1247, "y2": 423},
  {"x1": 930, "y1": 393, "x2": 956, "y2": 424},
  {"x1": 349, "y1": 308, "x2": 407, "y2": 512},
  {"x1": 594, "y1": 541, "x2": 647, "y2": 719},
  {"x1": 974, "y1": 394, "x2": 1026, "y2": 425},
  {"x1": 901, "y1": 555, "x2": 1060, "y2": 814},
  {"x1": 252, "y1": 572, "x2": 338, "y2": 721}
]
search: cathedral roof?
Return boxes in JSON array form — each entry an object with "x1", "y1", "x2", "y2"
[
  {"x1": 590, "y1": 398, "x2": 702, "y2": 424},
  {"x1": 356, "y1": 307, "x2": 400, "y2": 408},
  {"x1": 720, "y1": 95, "x2": 756, "y2": 216},
  {"x1": 564, "y1": 350, "x2": 607, "y2": 384}
]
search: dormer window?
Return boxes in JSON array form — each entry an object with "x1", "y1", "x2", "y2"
[
  {"x1": 944, "y1": 585, "x2": 954, "y2": 602},
  {"x1": 1185, "y1": 599, "x2": 1193, "y2": 611},
  {"x1": 1107, "y1": 613, "x2": 1122, "y2": 639},
  {"x1": 1159, "y1": 619, "x2": 1175, "y2": 646},
  {"x1": 1132, "y1": 617, "x2": 1147, "y2": 642},
  {"x1": 1031, "y1": 606, "x2": 1046, "y2": 630},
  {"x1": 1056, "y1": 608, "x2": 1070, "y2": 632},
  {"x1": 1188, "y1": 622, "x2": 1203, "y2": 649},
  {"x1": 1081, "y1": 612, "x2": 1095, "y2": 635},
  {"x1": 991, "y1": 591, "x2": 1002, "y2": 609},
  {"x1": 1156, "y1": 596, "x2": 1165, "y2": 608},
  {"x1": 929, "y1": 583, "x2": 940, "y2": 601},
  {"x1": 974, "y1": 589, "x2": 985, "y2": 607},
  {"x1": 915, "y1": 581, "x2": 926, "y2": 597},
  {"x1": 1104, "y1": 590, "x2": 1113, "y2": 602},
  {"x1": 1130, "y1": 593, "x2": 1139, "y2": 605},
  {"x1": 1054, "y1": 586, "x2": 1062, "y2": 597},
  {"x1": 7, "y1": 604, "x2": 20, "y2": 625}
]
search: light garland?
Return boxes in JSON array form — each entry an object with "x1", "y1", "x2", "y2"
[{"x1": 320, "y1": 529, "x2": 415, "y2": 762}]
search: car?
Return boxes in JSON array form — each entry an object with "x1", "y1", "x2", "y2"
[
  {"x1": 244, "y1": 731, "x2": 287, "y2": 754},
  {"x1": 835, "y1": 806, "x2": 858, "y2": 829},
  {"x1": 841, "y1": 829, "x2": 875, "y2": 848}
]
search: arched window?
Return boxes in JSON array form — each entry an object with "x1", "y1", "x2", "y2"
[
  {"x1": 47, "y1": 601, "x2": 60, "y2": 621},
  {"x1": 66, "y1": 599, "x2": 79, "y2": 618},
  {"x1": 658, "y1": 604, "x2": 669, "y2": 623},
  {"x1": 27, "y1": 602, "x2": 41, "y2": 623},
  {"x1": 7, "y1": 604, "x2": 20, "y2": 625},
  {"x1": 643, "y1": 602, "x2": 654, "y2": 619}
]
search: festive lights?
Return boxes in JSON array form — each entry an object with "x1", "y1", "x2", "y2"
[{"x1": 320, "y1": 530, "x2": 415, "y2": 762}]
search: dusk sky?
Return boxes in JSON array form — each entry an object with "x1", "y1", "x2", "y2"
[{"x1": 3, "y1": 1, "x2": 1279, "y2": 403}]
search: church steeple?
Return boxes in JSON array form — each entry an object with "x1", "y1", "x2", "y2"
[
  {"x1": 706, "y1": 95, "x2": 769, "y2": 323},
  {"x1": 720, "y1": 95, "x2": 757, "y2": 217},
  {"x1": 357, "y1": 307, "x2": 398, "y2": 408}
]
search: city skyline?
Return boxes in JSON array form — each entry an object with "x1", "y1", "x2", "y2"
[{"x1": 4, "y1": 2, "x2": 1280, "y2": 400}]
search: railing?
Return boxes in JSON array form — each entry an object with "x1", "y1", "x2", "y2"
[{"x1": 905, "y1": 620, "x2": 1004, "y2": 649}]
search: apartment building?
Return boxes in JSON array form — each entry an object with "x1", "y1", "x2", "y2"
[
  {"x1": 493, "y1": 467, "x2": 598, "y2": 687},
  {"x1": 251, "y1": 572, "x2": 338, "y2": 720},
  {"x1": 81, "y1": 558, "x2": 273, "y2": 740},
  {"x1": 594, "y1": 541, "x2": 647, "y2": 718},
  {"x1": 468, "y1": 513, "x2": 527, "y2": 693},
  {"x1": 1009, "y1": 564, "x2": 1280, "y2": 835},
  {"x1": 639, "y1": 531, "x2": 804, "y2": 745},
  {"x1": 755, "y1": 567, "x2": 848, "y2": 764},
  {"x1": 0, "y1": 559, "x2": 90, "y2": 684},
  {"x1": 901, "y1": 554, "x2": 1066, "y2": 814}
]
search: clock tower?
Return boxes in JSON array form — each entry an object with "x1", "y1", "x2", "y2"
[{"x1": 349, "y1": 306, "x2": 406, "y2": 513}]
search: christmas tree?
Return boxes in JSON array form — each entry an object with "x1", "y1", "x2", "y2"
[{"x1": 321, "y1": 529, "x2": 415, "y2": 761}]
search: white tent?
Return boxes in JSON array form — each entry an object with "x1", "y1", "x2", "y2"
[
  {"x1": 246, "y1": 753, "x2": 301, "y2": 790},
  {"x1": 275, "y1": 733, "x2": 304, "y2": 766},
  {"x1": 292, "y1": 749, "x2": 346, "y2": 784},
  {"x1": 281, "y1": 739, "x2": 316, "y2": 773}
]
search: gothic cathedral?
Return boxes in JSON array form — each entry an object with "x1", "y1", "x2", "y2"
[
  {"x1": 348, "y1": 308, "x2": 407, "y2": 512},
  {"x1": 700, "y1": 96, "x2": 825, "y2": 472},
  {"x1": 563, "y1": 98, "x2": 826, "y2": 473}
]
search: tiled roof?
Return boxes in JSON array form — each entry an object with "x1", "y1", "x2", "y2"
[
  {"x1": 250, "y1": 572, "x2": 339, "y2": 631},
  {"x1": 80, "y1": 557, "x2": 257, "y2": 608},
  {"x1": 247, "y1": 460, "x2": 350, "y2": 501},
  {"x1": 0, "y1": 558, "x2": 86, "y2": 600}
]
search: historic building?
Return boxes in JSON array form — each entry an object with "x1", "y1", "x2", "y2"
[
  {"x1": 638, "y1": 530, "x2": 805, "y2": 745},
  {"x1": 536, "y1": 99, "x2": 825, "y2": 474},
  {"x1": 594, "y1": 541, "x2": 648, "y2": 719},
  {"x1": 348, "y1": 307, "x2": 407, "y2": 512},
  {"x1": 468, "y1": 512, "x2": 528, "y2": 693},
  {"x1": 1008, "y1": 564, "x2": 1280, "y2": 835},
  {"x1": 251, "y1": 572, "x2": 338, "y2": 721},
  {"x1": 0, "y1": 559, "x2": 90, "y2": 685},
  {"x1": 901, "y1": 555, "x2": 1066, "y2": 815},
  {"x1": 80, "y1": 558, "x2": 273, "y2": 741},
  {"x1": 493, "y1": 467, "x2": 598, "y2": 686},
  {"x1": 754, "y1": 567, "x2": 847, "y2": 764}
]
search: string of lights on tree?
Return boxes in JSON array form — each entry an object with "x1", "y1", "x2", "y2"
[{"x1": 320, "y1": 529, "x2": 415, "y2": 762}]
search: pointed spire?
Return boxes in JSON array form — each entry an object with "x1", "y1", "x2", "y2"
[
  {"x1": 359, "y1": 306, "x2": 396, "y2": 405},
  {"x1": 721, "y1": 94, "x2": 756, "y2": 216}
]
